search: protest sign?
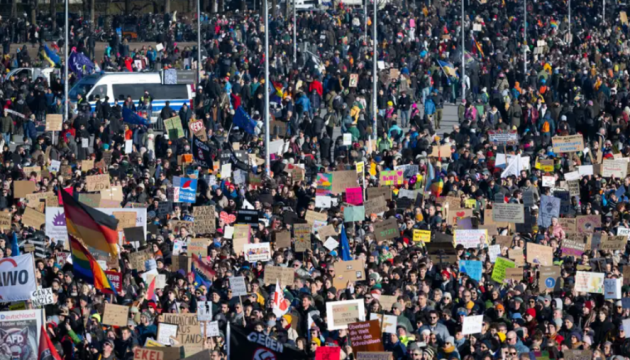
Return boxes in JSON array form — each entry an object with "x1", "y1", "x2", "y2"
[
  {"x1": 539, "y1": 266, "x2": 561, "y2": 291},
  {"x1": 0, "y1": 254, "x2": 37, "y2": 301},
  {"x1": 430, "y1": 144, "x2": 452, "y2": 158},
  {"x1": 349, "y1": 74, "x2": 359, "y2": 87},
  {"x1": 316, "y1": 347, "x2": 341, "y2": 360},
  {"x1": 274, "y1": 231, "x2": 292, "y2": 248},
  {"x1": 86, "y1": 174, "x2": 111, "y2": 192},
  {"x1": 46, "y1": 114, "x2": 63, "y2": 131},
  {"x1": 333, "y1": 260, "x2": 365, "y2": 289},
  {"x1": 134, "y1": 348, "x2": 164, "y2": 360},
  {"x1": 575, "y1": 271, "x2": 605, "y2": 294},
  {"x1": 317, "y1": 224, "x2": 338, "y2": 238},
  {"x1": 103, "y1": 303, "x2": 129, "y2": 327},
  {"x1": 157, "y1": 323, "x2": 178, "y2": 345},
  {"x1": 602, "y1": 159, "x2": 628, "y2": 178},
  {"x1": 326, "y1": 299, "x2": 366, "y2": 330},
  {"x1": 332, "y1": 171, "x2": 358, "y2": 194},
  {"x1": 413, "y1": 229, "x2": 431, "y2": 242},
  {"x1": 356, "y1": 353, "x2": 393, "y2": 360},
  {"x1": 542, "y1": 176, "x2": 555, "y2": 187},
  {"x1": 505, "y1": 268, "x2": 523, "y2": 282},
  {"x1": 492, "y1": 203, "x2": 525, "y2": 223},
  {"x1": 600, "y1": 235, "x2": 627, "y2": 251},
  {"x1": 364, "y1": 195, "x2": 388, "y2": 215},
  {"x1": 491, "y1": 257, "x2": 516, "y2": 283},
  {"x1": 188, "y1": 239, "x2": 209, "y2": 258},
  {"x1": 105, "y1": 271, "x2": 123, "y2": 292},
  {"x1": 229, "y1": 276, "x2": 248, "y2": 296},
  {"x1": 244, "y1": 243, "x2": 271, "y2": 262},
  {"x1": 527, "y1": 242, "x2": 554, "y2": 266},
  {"x1": 293, "y1": 223, "x2": 311, "y2": 252},
  {"x1": 192, "y1": 206, "x2": 216, "y2": 235},
  {"x1": 454, "y1": 229, "x2": 488, "y2": 248},
  {"x1": 373, "y1": 218, "x2": 399, "y2": 242},
  {"x1": 30, "y1": 288, "x2": 54, "y2": 307},
  {"x1": 508, "y1": 248, "x2": 525, "y2": 266},
  {"x1": 462, "y1": 315, "x2": 484, "y2": 335},
  {"x1": 604, "y1": 278, "x2": 622, "y2": 299},
  {"x1": 264, "y1": 266, "x2": 295, "y2": 286},
  {"x1": 0, "y1": 309, "x2": 43, "y2": 360},
  {"x1": 315, "y1": 196, "x2": 332, "y2": 209},
  {"x1": 380, "y1": 170, "x2": 404, "y2": 186},
  {"x1": 564, "y1": 350, "x2": 593, "y2": 360},
  {"x1": 346, "y1": 187, "x2": 364, "y2": 205},
  {"x1": 161, "y1": 313, "x2": 203, "y2": 356},
  {"x1": 13, "y1": 181, "x2": 36, "y2": 198},
  {"x1": 367, "y1": 187, "x2": 392, "y2": 201},
  {"x1": 576, "y1": 215, "x2": 601, "y2": 233},
  {"x1": 538, "y1": 195, "x2": 560, "y2": 228},
  {"x1": 22, "y1": 207, "x2": 45, "y2": 229},
  {"x1": 488, "y1": 130, "x2": 518, "y2": 145},
  {"x1": 348, "y1": 320, "x2": 384, "y2": 352},
  {"x1": 552, "y1": 135, "x2": 584, "y2": 153},
  {"x1": 459, "y1": 260, "x2": 482, "y2": 281},
  {"x1": 559, "y1": 218, "x2": 577, "y2": 233},
  {"x1": 344, "y1": 205, "x2": 366, "y2": 222},
  {"x1": 562, "y1": 238, "x2": 587, "y2": 257},
  {"x1": 370, "y1": 313, "x2": 398, "y2": 334},
  {"x1": 164, "y1": 116, "x2": 185, "y2": 139},
  {"x1": 306, "y1": 210, "x2": 328, "y2": 224}
]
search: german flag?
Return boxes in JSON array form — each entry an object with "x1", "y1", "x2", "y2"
[{"x1": 61, "y1": 189, "x2": 119, "y2": 257}]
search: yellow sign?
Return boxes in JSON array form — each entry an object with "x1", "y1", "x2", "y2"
[
  {"x1": 465, "y1": 199, "x2": 477, "y2": 209},
  {"x1": 356, "y1": 161, "x2": 364, "y2": 174},
  {"x1": 413, "y1": 229, "x2": 431, "y2": 242},
  {"x1": 145, "y1": 339, "x2": 164, "y2": 348},
  {"x1": 369, "y1": 162, "x2": 377, "y2": 176}
]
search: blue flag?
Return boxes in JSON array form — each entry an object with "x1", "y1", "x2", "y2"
[
  {"x1": 44, "y1": 44, "x2": 60, "y2": 65},
  {"x1": 122, "y1": 107, "x2": 150, "y2": 126},
  {"x1": 340, "y1": 225, "x2": 352, "y2": 261},
  {"x1": 68, "y1": 51, "x2": 94, "y2": 79},
  {"x1": 11, "y1": 232, "x2": 20, "y2": 256},
  {"x1": 233, "y1": 106, "x2": 257, "y2": 135}
]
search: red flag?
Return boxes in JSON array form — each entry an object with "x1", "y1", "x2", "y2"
[{"x1": 38, "y1": 325, "x2": 62, "y2": 360}]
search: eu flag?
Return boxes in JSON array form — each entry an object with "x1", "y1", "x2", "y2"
[{"x1": 233, "y1": 106, "x2": 257, "y2": 135}]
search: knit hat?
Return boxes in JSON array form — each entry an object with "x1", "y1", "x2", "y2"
[
  {"x1": 424, "y1": 347, "x2": 436, "y2": 359},
  {"x1": 565, "y1": 315, "x2": 575, "y2": 324},
  {"x1": 525, "y1": 308, "x2": 536, "y2": 318},
  {"x1": 282, "y1": 314, "x2": 292, "y2": 325},
  {"x1": 312, "y1": 338, "x2": 321, "y2": 346}
]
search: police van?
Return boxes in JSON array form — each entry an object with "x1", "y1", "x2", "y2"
[{"x1": 68, "y1": 71, "x2": 195, "y2": 123}]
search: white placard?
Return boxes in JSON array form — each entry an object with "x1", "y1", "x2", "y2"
[
  {"x1": 326, "y1": 299, "x2": 366, "y2": 330},
  {"x1": 578, "y1": 165, "x2": 593, "y2": 176},
  {"x1": 324, "y1": 237, "x2": 339, "y2": 251},
  {"x1": 542, "y1": 176, "x2": 555, "y2": 187},
  {"x1": 197, "y1": 301, "x2": 213, "y2": 321},
  {"x1": 157, "y1": 323, "x2": 178, "y2": 345},
  {"x1": 223, "y1": 225, "x2": 234, "y2": 239},
  {"x1": 343, "y1": 133, "x2": 352, "y2": 145},
  {"x1": 125, "y1": 139, "x2": 133, "y2": 154},
  {"x1": 156, "y1": 43, "x2": 164, "y2": 51},
  {"x1": 604, "y1": 278, "x2": 622, "y2": 299},
  {"x1": 81, "y1": 138, "x2": 89, "y2": 148},
  {"x1": 370, "y1": 313, "x2": 397, "y2": 334},
  {"x1": 230, "y1": 276, "x2": 248, "y2": 296},
  {"x1": 316, "y1": 196, "x2": 332, "y2": 209},
  {"x1": 564, "y1": 171, "x2": 580, "y2": 181},
  {"x1": 49, "y1": 160, "x2": 61, "y2": 172},
  {"x1": 624, "y1": 319, "x2": 630, "y2": 338},
  {"x1": 30, "y1": 288, "x2": 54, "y2": 307},
  {"x1": 221, "y1": 163, "x2": 232, "y2": 179},
  {"x1": 618, "y1": 227, "x2": 630, "y2": 240},
  {"x1": 0, "y1": 254, "x2": 37, "y2": 301},
  {"x1": 244, "y1": 243, "x2": 271, "y2": 262},
  {"x1": 462, "y1": 315, "x2": 484, "y2": 335},
  {"x1": 206, "y1": 321, "x2": 220, "y2": 337},
  {"x1": 488, "y1": 244, "x2": 501, "y2": 263}
]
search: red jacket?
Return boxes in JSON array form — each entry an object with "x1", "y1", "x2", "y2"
[{"x1": 309, "y1": 80, "x2": 323, "y2": 97}]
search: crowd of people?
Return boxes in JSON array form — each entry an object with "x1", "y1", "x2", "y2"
[{"x1": 1, "y1": 0, "x2": 630, "y2": 360}]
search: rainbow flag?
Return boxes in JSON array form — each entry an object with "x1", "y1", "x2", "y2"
[
  {"x1": 430, "y1": 178, "x2": 444, "y2": 197},
  {"x1": 69, "y1": 234, "x2": 117, "y2": 294},
  {"x1": 271, "y1": 81, "x2": 284, "y2": 97},
  {"x1": 550, "y1": 20, "x2": 558, "y2": 28},
  {"x1": 61, "y1": 186, "x2": 119, "y2": 257}
]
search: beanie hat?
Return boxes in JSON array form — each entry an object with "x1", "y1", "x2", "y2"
[
  {"x1": 565, "y1": 315, "x2": 575, "y2": 324},
  {"x1": 312, "y1": 338, "x2": 321, "y2": 346},
  {"x1": 526, "y1": 308, "x2": 536, "y2": 318}
]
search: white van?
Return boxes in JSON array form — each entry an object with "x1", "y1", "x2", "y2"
[
  {"x1": 68, "y1": 72, "x2": 194, "y2": 122},
  {"x1": 5, "y1": 68, "x2": 59, "y2": 84}
]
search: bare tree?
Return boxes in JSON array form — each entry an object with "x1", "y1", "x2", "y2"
[
  {"x1": 165, "y1": 0, "x2": 171, "y2": 13},
  {"x1": 32, "y1": 0, "x2": 38, "y2": 26}
]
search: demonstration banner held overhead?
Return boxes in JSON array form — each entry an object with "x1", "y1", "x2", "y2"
[
  {"x1": 0, "y1": 309, "x2": 44, "y2": 360},
  {"x1": 228, "y1": 324, "x2": 308, "y2": 360},
  {"x1": 0, "y1": 254, "x2": 37, "y2": 302}
]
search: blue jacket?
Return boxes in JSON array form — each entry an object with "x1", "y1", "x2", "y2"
[
  {"x1": 388, "y1": 124, "x2": 403, "y2": 139},
  {"x1": 425, "y1": 99, "x2": 436, "y2": 115},
  {"x1": 25, "y1": 120, "x2": 37, "y2": 139},
  {"x1": 385, "y1": 340, "x2": 407, "y2": 360},
  {"x1": 295, "y1": 95, "x2": 311, "y2": 113}
]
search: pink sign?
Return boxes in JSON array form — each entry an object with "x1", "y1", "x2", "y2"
[
  {"x1": 346, "y1": 187, "x2": 363, "y2": 205},
  {"x1": 410, "y1": 19, "x2": 416, "y2": 28}
]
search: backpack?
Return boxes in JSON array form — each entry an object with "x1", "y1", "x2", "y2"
[{"x1": 541, "y1": 120, "x2": 550, "y2": 133}]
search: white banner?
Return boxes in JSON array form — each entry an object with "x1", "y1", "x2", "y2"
[
  {"x1": 0, "y1": 254, "x2": 38, "y2": 301},
  {"x1": 0, "y1": 309, "x2": 43, "y2": 360}
]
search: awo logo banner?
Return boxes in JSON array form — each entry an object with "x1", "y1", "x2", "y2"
[{"x1": 0, "y1": 254, "x2": 37, "y2": 302}]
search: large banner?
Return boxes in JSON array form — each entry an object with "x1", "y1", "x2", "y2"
[
  {"x1": 46, "y1": 207, "x2": 147, "y2": 245},
  {"x1": 0, "y1": 255, "x2": 37, "y2": 301},
  {"x1": 0, "y1": 309, "x2": 44, "y2": 360},
  {"x1": 228, "y1": 324, "x2": 308, "y2": 360}
]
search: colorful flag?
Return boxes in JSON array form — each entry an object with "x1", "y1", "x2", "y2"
[
  {"x1": 438, "y1": 60, "x2": 459, "y2": 78},
  {"x1": 430, "y1": 178, "x2": 444, "y2": 197},
  {"x1": 271, "y1": 80, "x2": 284, "y2": 97},
  {"x1": 11, "y1": 232, "x2": 20, "y2": 256},
  {"x1": 61, "y1": 188, "x2": 119, "y2": 257},
  {"x1": 272, "y1": 279, "x2": 290, "y2": 318},
  {"x1": 145, "y1": 276, "x2": 158, "y2": 301},
  {"x1": 44, "y1": 44, "x2": 60, "y2": 65},
  {"x1": 68, "y1": 50, "x2": 94, "y2": 79},
  {"x1": 69, "y1": 234, "x2": 117, "y2": 294},
  {"x1": 38, "y1": 325, "x2": 63, "y2": 360},
  {"x1": 425, "y1": 162, "x2": 435, "y2": 193}
]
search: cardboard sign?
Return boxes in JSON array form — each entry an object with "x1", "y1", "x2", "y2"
[
  {"x1": 602, "y1": 159, "x2": 628, "y2": 178},
  {"x1": 326, "y1": 299, "x2": 366, "y2": 330},
  {"x1": 564, "y1": 350, "x2": 593, "y2": 360},
  {"x1": 129, "y1": 251, "x2": 151, "y2": 271},
  {"x1": 103, "y1": 303, "x2": 129, "y2": 327},
  {"x1": 293, "y1": 223, "x2": 311, "y2": 252},
  {"x1": 13, "y1": 181, "x2": 36, "y2": 198},
  {"x1": 348, "y1": 320, "x2": 384, "y2": 352},
  {"x1": 306, "y1": 210, "x2": 328, "y2": 224},
  {"x1": 86, "y1": 174, "x2": 111, "y2": 192},
  {"x1": 164, "y1": 116, "x2": 185, "y2": 139},
  {"x1": 332, "y1": 171, "x2": 358, "y2": 194},
  {"x1": 364, "y1": 195, "x2": 388, "y2": 215},
  {"x1": 373, "y1": 218, "x2": 399, "y2": 242},
  {"x1": 552, "y1": 135, "x2": 584, "y2": 153},
  {"x1": 161, "y1": 313, "x2": 202, "y2": 355},
  {"x1": 505, "y1": 268, "x2": 523, "y2": 282},
  {"x1": 134, "y1": 348, "x2": 164, "y2": 360},
  {"x1": 333, "y1": 260, "x2": 365, "y2": 289},
  {"x1": 367, "y1": 187, "x2": 392, "y2": 201},
  {"x1": 492, "y1": 204, "x2": 525, "y2": 223},
  {"x1": 22, "y1": 207, "x2": 45, "y2": 229},
  {"x1": 0, "y1": 211, "x2": 11, "y2": 229},
  {"x1": 600, "y1": 235, "x2": 627, "y2": 251},
  {"x1": 430, "y1": 144, "x2": 452, "y2": 158},
  {"x1": 356, "y1": 353, "x2": 393, "y2": 360},
  {"x1": 264, "y1": 265, "x2": 295, "y2": 286},
  {"x1": 562, "y1": 238, "x2": 587, "y2": 257},
  {"x1": 526, "y1": 242, "x2": 553, "y2": 266},
  {"x1": 539, "y1": 266, "x2": 561, "y2": 291},
  {"x1": 192, "y1": 206, "x2": 216, "y2": 235},
  {"x1": 274, "y1": 231, "x2": 292, "y2": 248},
  {"x1": 46, "y1": 114, "x2": 63, "y2": 131},
  {"x1": 576, "y1": 215, "x2": 601, "y2": 233}
]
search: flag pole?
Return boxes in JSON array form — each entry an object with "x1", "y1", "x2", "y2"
[
  {"x1": 64, "y1": 0, "x2": 69, "y2": 122},
  {"x1": 264, "y1": 0, "x2": 271, "y2": 177}
]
